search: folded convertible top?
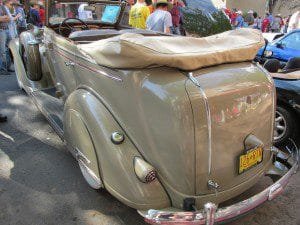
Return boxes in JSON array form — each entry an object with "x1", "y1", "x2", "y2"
[{"x1": 78, "y1": 28, "x2": 264, "y2": 71}]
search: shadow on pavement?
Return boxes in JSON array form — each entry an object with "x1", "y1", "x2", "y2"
[{"x1": 0, "y1": 74, "x2": 146, "y2": 225}]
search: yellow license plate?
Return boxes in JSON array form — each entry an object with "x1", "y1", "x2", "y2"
[{"x1": 238, "y1": 147, "x2": 263, "y2": 174}]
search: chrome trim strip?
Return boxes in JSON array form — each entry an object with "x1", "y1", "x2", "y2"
[
  {"x1": 188, "y1": 72, "x2": 213, "y2": 175},
  {"x1": 55, "y1": 47, "x2": 122, "y2": 82},
  {"x1": 78, "y1": 159, "x2": 103, "y2": 189},
  {"x1": 76, "y1": 147, "x2": 91, "y2": 164}
]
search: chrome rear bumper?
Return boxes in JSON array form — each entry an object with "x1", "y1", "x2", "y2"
[{"x1": 139, "y1": 147, "x2": 298, "y2": 225}]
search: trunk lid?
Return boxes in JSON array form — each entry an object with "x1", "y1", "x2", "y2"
[{"x1": 185, "y1": 62, "x2": 274, "y2": 195}]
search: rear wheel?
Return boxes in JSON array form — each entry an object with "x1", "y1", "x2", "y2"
[{"x1": 274, "y1": 106, "x2": 295, "y2": 146}]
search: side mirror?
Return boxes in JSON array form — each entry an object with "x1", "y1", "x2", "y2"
[{"x1": 276, "y1": 42, "x2": 284, "y2": 49}]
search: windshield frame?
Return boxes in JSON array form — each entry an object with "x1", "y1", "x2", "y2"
[{"x1": 45, "y1": 0, "x2": 125, "y2": 26}]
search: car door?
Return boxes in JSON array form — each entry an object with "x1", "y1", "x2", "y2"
[
  {"x1": 271, "y1": 31, "x2": 300, "y2": 61},
  {"x1": 44, "y1": 27, "x2": 77, "y2": 99}
]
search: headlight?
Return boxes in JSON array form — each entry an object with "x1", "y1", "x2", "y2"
[{"x1": 264, "y1": 50, "x2": 273, "y2": 57}]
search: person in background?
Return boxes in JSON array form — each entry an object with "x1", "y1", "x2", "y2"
[
  {"x1": 271, "y1": 14, "x2": 282, "y2": 33},
  {"x1": 0, "y1": 0, "x2": 19, "y2": 74},
  {"x1": 169, "y1": 0, "x2": 184, "y2": 35},
  {"x1": 279, "y1": 14, "x2": 284, "y2": 31},
  {"x1": 146, "y1": 0, "x2": 172, "y2": 33},
  {"x1": 0, "y1": 5, "x2": 11, "y2": 75},
  {"x1": 3, "y1": 0, "x2": 19, "y2": 39},
  {"x1": 38, "y1": 2, "x2": 45, "y2": 25},
  {"x1": 283, "y1": 15, "x2": 290, "y2": 33},
  {"x1": 252, "y1": 12, "x2": 259, "y2": 29},
  {"x1": 146, "y1": 0, "x2": 155, "y2": 14},
  {"x1": 261, "y1": 13, "x2": 270, "y2": 32},
  {"x1": 129, "y1": 0, "x2": 150, "y2": 29},
  {"x1": 229, "y1": 8, "x2": 237, "y2": 26},
  {"x1": 78, "y1": 3, "x2": 93, "y2": 20},
  {"x1": 234, "y1": 10, "x2": 244, "y2": 28},
  {"x1": 28, "y1": 1, "x2": 41, "y2": 27},
  {"x1": 244, "y1": 10, "x2": 254, "y2": 27},
  {"x1": 253, "y1": 15, "x2": 262, "y2": 30},
  {"x1": 13, "y1": 1, "x2": 26, "y2": 34},
  {"x1": 223, "y1": 7, "x2": 231, "y2": 20},
  {"x1": 268, "y1": 12, "x2": 274, "y2": 25}
]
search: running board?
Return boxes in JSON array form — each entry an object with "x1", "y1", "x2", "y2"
[{"x1": 30, "y1": 89, "x2": 64, "y2": 139}]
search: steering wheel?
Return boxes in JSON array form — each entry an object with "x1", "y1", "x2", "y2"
[{"x1": 59, "y1": 18, "x2": 89, "y2": 35}]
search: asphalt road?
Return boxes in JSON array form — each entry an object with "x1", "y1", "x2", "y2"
[{"x1": 0, "y1": 74, "x2": 299, "y2": 225}]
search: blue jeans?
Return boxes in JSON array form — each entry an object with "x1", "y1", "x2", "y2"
[
  {"x1": 171, "y1": 26, "x2": 181, "y2": 35},
  {"x1": 0, "y1": 29, "x2": 12, "y2": 72}
]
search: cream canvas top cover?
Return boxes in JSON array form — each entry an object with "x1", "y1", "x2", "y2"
[{"x1": 78, "y1": 28, "x2": 264, "y2": 71}]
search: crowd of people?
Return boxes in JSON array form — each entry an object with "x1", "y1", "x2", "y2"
[
  {"x1": 0, "y1": 0, "x2": 45, "y2": 122},
  {"x1": 224, "y1": 8, "x2": 300, "y2": 33},
  {"x1": 128, "y1": 0, "x2": 185, "y2": 34},
  {"x1": 0, "y1": 0, "x2": 44, "y2": 75},
  {"x1": 128, "y1": 0, "x2": 300, "y2": 35}
]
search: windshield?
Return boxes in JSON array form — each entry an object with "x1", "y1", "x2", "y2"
[{"x1": 48, "y1": 1, "x2": 122, "y2": 25}]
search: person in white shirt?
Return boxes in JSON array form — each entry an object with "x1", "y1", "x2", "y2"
[
  {"x1": 146, "y1": 0, "x2": 173, "y2": 33},
  {"x1": 78, "y1": 3, "x2": 93, "y2": 20}
]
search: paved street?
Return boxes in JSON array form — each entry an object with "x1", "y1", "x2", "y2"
[{"x1": 0, "y1": 74, "x2": 299, "y2": 225}]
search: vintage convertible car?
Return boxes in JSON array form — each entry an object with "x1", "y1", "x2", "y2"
[{"x1": 9, "y1": 0, "x2": 298, "y2": 224}]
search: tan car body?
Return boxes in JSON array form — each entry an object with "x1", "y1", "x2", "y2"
[{"x1": 9, "y1": 1, "x2": 298, "y2": 224}]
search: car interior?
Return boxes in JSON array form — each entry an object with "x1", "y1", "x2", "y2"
[{"x1": 48, "y1": 1, "x2": 164, "y2": 44}]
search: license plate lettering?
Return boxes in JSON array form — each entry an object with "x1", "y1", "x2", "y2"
[{"x1": 239, "y1": 147, "x2": 263, "y2": 174}]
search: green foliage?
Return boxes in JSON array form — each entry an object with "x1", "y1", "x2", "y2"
[{"x1": 182, "y1": 9, "x2": 232, "y2": 37}]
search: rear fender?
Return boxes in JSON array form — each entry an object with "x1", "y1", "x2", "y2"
[{"x1": 64, "y1": 89, "x2": 170, "y2": 210}]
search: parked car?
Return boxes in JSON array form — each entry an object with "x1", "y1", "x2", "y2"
[
  {"x1": 9, "y1": 1, "x2": 297, "y2": 225},
  {"x1": 263, "y1": 58, "x2": 300, "y2": 146},
  {"x1": 262, "y1": 32, "x2": 284, "y2": 43},
  {"x1": 274, "y1": 77, "x2": 300, "y2": 146},
  {"x1": 256, "y1": 29, "x2": 300, "y2": 64}
]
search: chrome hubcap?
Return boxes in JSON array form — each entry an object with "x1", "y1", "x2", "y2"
[{"x1": 274, "y1": 111, "x2": 287, "y2": 141}]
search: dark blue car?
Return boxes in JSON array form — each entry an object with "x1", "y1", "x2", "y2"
[{"x1": 256, "y1": 29, "x2": 300, "y2": 63}]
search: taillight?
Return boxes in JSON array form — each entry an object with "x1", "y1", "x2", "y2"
[{"x1": 134, "y1": 157, "x2": 157, "y2": 183}]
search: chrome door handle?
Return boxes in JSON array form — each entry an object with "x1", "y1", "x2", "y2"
[{"x1": 64, "y1": 61, "x2": 75, "y2": 67}]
